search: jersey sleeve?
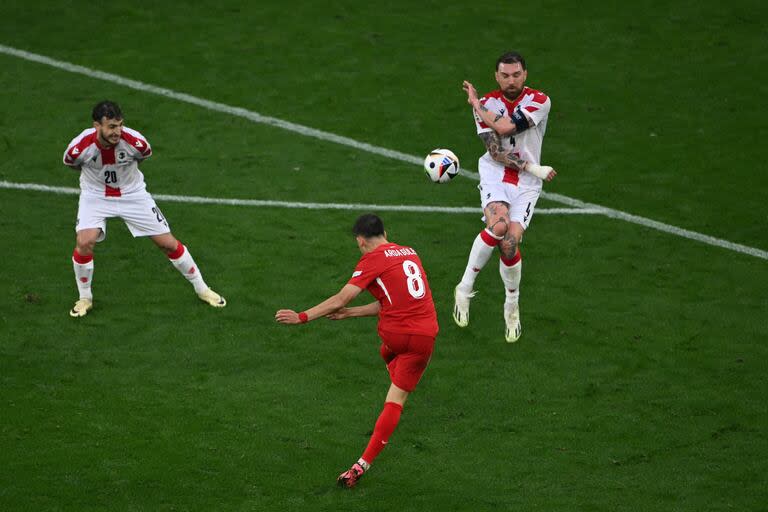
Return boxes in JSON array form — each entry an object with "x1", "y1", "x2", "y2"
[
  {"x1": 517, "y1": 91, "x2": 551, "y2": 127},
  {"x1": 63, "y1": 130, "x2": 92, "y2": 168},
  {"x1": 121, "y1": 127, "x2": 152, "y2": 161},
  {"x1": 63, "y1": 145, "x2": 83, "y2": 168},
  {"x1": 474, "y1": 96, "x2": 504, "y2": 134},
  {"x1": 347, "y1": 253, "x2": 380, "y2": 290}
]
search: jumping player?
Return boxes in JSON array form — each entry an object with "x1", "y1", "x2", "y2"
[
  {"x1": 275, "y1": 213, "x2": 438, "y2": 488},
  {"x1": 453, "y1": 51, "x2": 556, "y2": 342},
  {"x1": 63, "y1": 100, "x2": 226, "y2": 317}
]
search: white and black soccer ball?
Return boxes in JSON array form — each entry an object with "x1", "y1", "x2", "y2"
[{"x1": 423, "y1": 148, "x2": 460, "y2": 183}]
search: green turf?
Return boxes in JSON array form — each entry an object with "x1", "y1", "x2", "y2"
[{"x1": 1, "y1": 1, "x2": 767, "y2": 511}]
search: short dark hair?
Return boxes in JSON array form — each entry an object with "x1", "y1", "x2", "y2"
[
  {"x1": 92, "y1": 100, "x2": 123, "y2": 122},
  {"x1": 352, "y1": 213, "x2": 385, "y2": 238},
  {"x1": 496, "y1": 51, "x2": 526, "y2": 71}
]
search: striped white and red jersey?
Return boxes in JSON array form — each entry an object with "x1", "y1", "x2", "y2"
[
  {"x1": 63, "y1": 127, "x2": 152, "y2": 197},
  {"x1": 473, "y1": 86, "x2": 551, "y2": 189}
]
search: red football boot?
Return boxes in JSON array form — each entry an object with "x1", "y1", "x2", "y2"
[{"x1": 337, "y1": 463, "x2": 365, "y2": 488}]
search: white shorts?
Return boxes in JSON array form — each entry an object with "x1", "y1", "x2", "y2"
[
  {"x1": 76, "y1": 191, "x2": 171, "y2": 241},
  {"x1": 478, "y1": 182, "x2": 541, "y2": 230}
]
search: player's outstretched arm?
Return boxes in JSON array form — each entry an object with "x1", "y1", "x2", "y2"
[
  {"x1": 326, "y1": 301, "x2": 381, "y2": 320},
  {"x1": 275, "y1": 284, "x2": 363, "y2": 325},
  {"x1": 479, "y1": 132, "x2": 557, "y2": 181}
]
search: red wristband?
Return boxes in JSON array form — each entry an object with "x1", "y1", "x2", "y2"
[{"x1": 298, "y1": 312, "x2": 309, "y2": 323}]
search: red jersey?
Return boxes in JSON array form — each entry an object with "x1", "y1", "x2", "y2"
[{"x1": 348, "y1": 242, "x2": 439, "y2": 337}]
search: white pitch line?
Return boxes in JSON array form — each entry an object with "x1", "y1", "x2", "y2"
[
  {"x1": 0, "y1": 180, "x2": 599, "y2": 215},
  {"x1": 544, "y1": 192, "x2": 768, "y2": 260},
  {"x1": 0, "y1": 44, "x2": 424, "y2": 170},
  {"x1": 1, "y1": 44, "x2": 766, "y2": 261}
]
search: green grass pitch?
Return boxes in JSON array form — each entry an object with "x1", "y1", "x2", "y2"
[{"x1": 1, "y1": 1, "x2": 766, "y2": 511}]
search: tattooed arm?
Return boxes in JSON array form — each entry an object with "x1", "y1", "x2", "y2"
[
  {"x1": 464, "y1": 82, "x2": 555, "y2": 180},
  {"x1": 479, "y1": 131, "x2": 527, "y2": 170},
  {"x1": 479, "y1": 131, "x2": 558, "y2": 181},
  {"x1": 463, "y1": 80, "x2": 522, "y2": 136},
  {"x1": 475, "y1": 100, "x2": 520, "y2": 137}
]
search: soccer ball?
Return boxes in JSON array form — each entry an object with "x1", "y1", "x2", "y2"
[{"x1": 423, "y1": 149, "x2": 460, "y2": 183}]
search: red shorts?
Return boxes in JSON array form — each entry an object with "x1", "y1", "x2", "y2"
[{"x1": 378, "y1": 330, "x2": 435, "y2": 392}]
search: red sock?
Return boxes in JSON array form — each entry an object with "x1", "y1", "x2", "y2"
[
  {"x1": 167, "y1": 240, "x2": 185, "y2": 260},
  {"x1": 72, "y1": 249, "x2": 93, "y2": 264},
  {"x1": 500, "y1": 247, "x2": 521, "y2": 267},
  {"x1": 361, "y1": 402, "x2": 403, "y2": 465}
]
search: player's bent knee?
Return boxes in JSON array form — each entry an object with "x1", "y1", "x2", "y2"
[
  {"x1": 488, "y1": 218, "x2": 509, "y2": 238},
  {"x1": 491, "y1": 224, "x2": 507, "y2": 238}
]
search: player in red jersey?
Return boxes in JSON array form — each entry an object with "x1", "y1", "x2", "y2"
[
  {"x1": 453, "y1": 51, "x2": 557, "y2": 342},
  {"x1": 63, "y1": 100, "x2": 225, "y2": 317},
  {"x1": 275, "y1": 213, "x2": 438, "y2": 488}
]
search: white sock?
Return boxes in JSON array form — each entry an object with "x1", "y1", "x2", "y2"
[
  {"x1": 458, "y1": 229, "x2": 499, "y2": 293},
  {"x1": 357, "y1": 458, "x2": 371, "y2": 471},
  {"x1": 72, "y1": 253, "x2": 94, "y2": 300},
  {"x1": 499, "y1": 257, "x2": 522, "y2": 306},
  {"x1": 169, "y1": 244, "x2": 209, "y2": 294}
]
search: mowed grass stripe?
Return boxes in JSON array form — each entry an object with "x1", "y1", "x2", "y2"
[{"x1": 1, "y1": 43, "x2": 765, "y2": 261}]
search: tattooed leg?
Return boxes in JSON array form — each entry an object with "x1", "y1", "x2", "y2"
[
  {"x1": 484, "y1": 201, "x2": 511, "y2": 238},
  {"x1": 499, "y1": 232, "x2": 518, "y2": 259},
  {"x1": 500, "y1": 222, "x2": 524, "y2": 259}
]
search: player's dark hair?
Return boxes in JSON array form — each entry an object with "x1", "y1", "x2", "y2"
[
  {"x1": 496, "y1": 51, "x2": 526, "y2": 71},
  {"x1": 352, "y1": 214, "x2": 385, "y2": 238},
  {"x1": 92, "y1": 100, "x2": 123, "y2": 122}
]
